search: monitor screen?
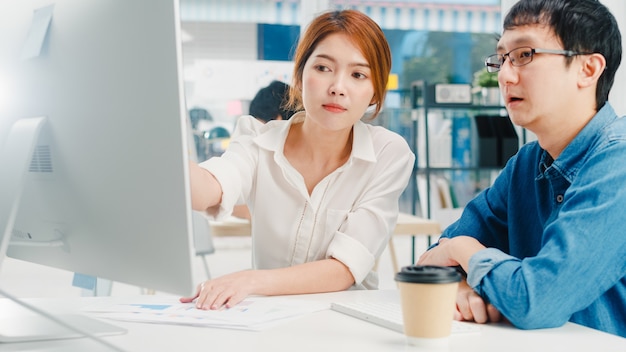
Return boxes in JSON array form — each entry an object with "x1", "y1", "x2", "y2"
[{"x1": 0, "y1": 0, "x2": 201, "y2": 296}]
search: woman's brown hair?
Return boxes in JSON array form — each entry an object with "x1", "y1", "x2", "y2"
[{"x1": 285, "y1": 10, "x2": 391, "y2": 119}]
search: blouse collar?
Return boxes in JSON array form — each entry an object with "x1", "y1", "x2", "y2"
[{"x1": 254, "y1": 111, "x2": 377, "y2": 163}]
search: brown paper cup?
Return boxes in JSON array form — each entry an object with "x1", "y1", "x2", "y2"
[{"x1": 395, "y1": 265, "x2": 461, "y2": 348}]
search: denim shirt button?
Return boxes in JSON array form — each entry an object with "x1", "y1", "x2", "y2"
[{"x1": 556, "y1": 194, "x2": 564, "y2": 203}]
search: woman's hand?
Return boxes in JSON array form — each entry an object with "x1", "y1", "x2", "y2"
[
  {"x1": 180, "y1": 259, "x2": 354, "y2": 310},
  {"x1": 179, "y1": 270, "x2": 261, "y2": 310}
]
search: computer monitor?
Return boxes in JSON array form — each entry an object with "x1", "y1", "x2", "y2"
[{"x1": 0, "y1": 0, "x2": 201, "y2": 298}]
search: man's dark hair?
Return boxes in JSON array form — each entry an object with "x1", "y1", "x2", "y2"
[
  {"x1": 503, "y1": 0, "x2": 622, "y2": 110},
  {"x1": 249, "y1": 80, "x2": 295, "y2": 122}
]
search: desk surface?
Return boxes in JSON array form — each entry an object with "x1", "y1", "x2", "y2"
[
  {"x1": 394, "y1": 212, "x2": 441, "y2": 235},
  {"x1": 211, "y1": 212, "x2": 442, "y2": 237},
  {"x1": 2, "y1": 290, "x2": 624, "y2": 352}
]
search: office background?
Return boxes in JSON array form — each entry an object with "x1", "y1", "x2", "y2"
[
  {"x1": 181, "y1": 0, "x2": 504, "y2": 128},
  {"x1": 180, "y1": 0, "x2": 626, "y2": 132},
  {"x1": 1, "y1": 0, "x2": 625, "y2": 299}
]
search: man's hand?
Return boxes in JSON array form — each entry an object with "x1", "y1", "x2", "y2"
[
  {"x1": 455, "y1": 279, "x2": 502, "y2": 324},
  {"x1": 417, "y1": 236, "x2": 485, "y2": 273},
  {"x1": 417, "y1": 236, "x2": 502, "y2": 324}
]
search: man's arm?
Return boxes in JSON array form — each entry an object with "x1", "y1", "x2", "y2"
[{"x1": 417, "y1": 236, "x2": 502, "y2": 323}]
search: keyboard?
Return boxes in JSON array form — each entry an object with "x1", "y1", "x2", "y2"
[{"x1": 330, "y1": 301, "x2": 480, "y2": 334}]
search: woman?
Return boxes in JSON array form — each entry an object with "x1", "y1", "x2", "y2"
[{"x1": 181, "y1": 9, "x2": 414, "y2": 310}]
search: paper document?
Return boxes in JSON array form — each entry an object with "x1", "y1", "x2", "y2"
[{"x1": 83, "y1": 296, "x2": 328, "y2": 331}]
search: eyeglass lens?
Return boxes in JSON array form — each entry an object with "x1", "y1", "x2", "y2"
[{"x1": 485, "y1": 47, "x2": 534, "y2": 72}]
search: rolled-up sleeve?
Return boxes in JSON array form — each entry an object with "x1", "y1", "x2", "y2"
[
  {"x1": 197, "y1": 116, "x2": 262, "y2": 220},
  {"x1": 323, "y1": 126, "x2": 414, "y2": 288},
  {"x1": 327, "y1": 231, "x2": 376, "y2": 285},
  {"x1": 467, "y1": 248, "x2": 517, "y2": 289},
  {"x1": 199, "y1": 157, "x2": 242, "y2": 220}
]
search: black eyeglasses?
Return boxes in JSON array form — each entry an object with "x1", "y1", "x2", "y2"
[{"x1": 484, "y1": 46, "x2": 592, "y2": 73}]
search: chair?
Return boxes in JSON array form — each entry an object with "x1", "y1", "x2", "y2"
[
  {"x1": 198, "y1": 126, "x2": 230, "y2": 161},
  {"x1": 192, "y1": 211, "x2": 216, "y2": 280},
  {"x1": 387, "y1": 213, "x2": 441, "y2": 273}
]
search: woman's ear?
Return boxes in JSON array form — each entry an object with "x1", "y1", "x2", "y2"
[{"x1": 579, "y1": 53, "x2": 606, "y2": 88}]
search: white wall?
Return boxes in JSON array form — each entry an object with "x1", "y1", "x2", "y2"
[
  {"x1": 300, "y1": 0, "x2": 330, "y2": 32},
  {"x1": 501, "y1": 0, "x2": 626, "y2": 116},
  {"x1": 605, "y1": 1, "x2": 626, "y2": 115}
]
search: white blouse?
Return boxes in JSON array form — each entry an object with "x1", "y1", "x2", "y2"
[{"x1": 200, "y1": 112, "x2": 414, "y2": 289}]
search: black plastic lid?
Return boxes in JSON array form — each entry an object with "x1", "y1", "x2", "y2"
[{"x1": 394, "y1": 265, "x2": 461, "y2": 284}]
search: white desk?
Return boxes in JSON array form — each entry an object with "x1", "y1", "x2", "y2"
[{"x1": 2, "y1": 289, "x2": 624, "y2": 352}]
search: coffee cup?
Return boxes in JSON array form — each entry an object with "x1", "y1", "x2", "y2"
[{"x1": 394, "y1": 265, "x2": 461, "y2": 348}]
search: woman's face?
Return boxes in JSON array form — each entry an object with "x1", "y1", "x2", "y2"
[{"x1": 300, "y1": 33, "x2": 375, "y2": 132}]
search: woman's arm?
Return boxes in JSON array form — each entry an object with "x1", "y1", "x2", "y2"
[
  {"x1": 188, "y1": 161, "x2": 222, "y2": 212},
  {"x1": 180, "y1": 258, "x2": 354, "y2": 309}
]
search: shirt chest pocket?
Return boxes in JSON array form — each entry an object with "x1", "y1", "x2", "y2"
[{"x1": 306, "y1": 208, "x2": 349, "y2": 261}]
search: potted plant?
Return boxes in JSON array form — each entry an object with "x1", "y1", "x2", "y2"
[{"x1": 473, "y1": 68, "x2": 500, "y2": 106}]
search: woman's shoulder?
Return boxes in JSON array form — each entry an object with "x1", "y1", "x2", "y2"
[
  {"x1": 232, "y1": 115, "x2": 288, "y2": 137},
  {"x1": 351, "y1": 122, "x2": 414, "y2": 165},
  {"x1": 232, "y1": 115, "x2": 264, "y2": 135}
]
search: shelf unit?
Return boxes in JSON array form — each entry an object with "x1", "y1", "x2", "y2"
[
  {"x1": 409, "y1": 81, "x2": 523, "y2": 223},
  {"x1": 377, "y1": 84, "x2": 525, "y2": 263}
]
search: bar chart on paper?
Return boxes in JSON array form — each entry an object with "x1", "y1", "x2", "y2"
[{"x1": 83, "y1": 296, "x2": 328, "y2": 330}]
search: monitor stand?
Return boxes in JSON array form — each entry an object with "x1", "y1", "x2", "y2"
[
  {"x1": 0, "y1": 291, "x2": 127, "y2": 344},
  {"x1": 0, "y1": 116, "x2": 47, "y2": 270},
  {"x1": 0, "y1": 116, "x2": 126, "y2": 349}
]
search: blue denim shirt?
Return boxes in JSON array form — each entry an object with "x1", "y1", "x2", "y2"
[{"x1": 442, "y1": 103, "x2": 626, "y2": 337}]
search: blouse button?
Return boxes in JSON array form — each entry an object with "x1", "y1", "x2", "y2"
[{"x1": 556, "y1": 194, "x2": 564, "y2": 203}]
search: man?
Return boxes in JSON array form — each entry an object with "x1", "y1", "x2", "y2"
[
  {"x1": 418, "y1": 0, "x2": 625, "y2": 338},
  {"x1": 231, "y1": 80, "x2": 296, "y2": 220},
  {"x1": 249, "y1": 80, "x2": 295, "y2": 122}
]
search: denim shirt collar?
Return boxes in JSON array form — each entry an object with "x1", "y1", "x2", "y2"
[{"x1": 539, "y1": 103, "x2": 617, "y2": 182}]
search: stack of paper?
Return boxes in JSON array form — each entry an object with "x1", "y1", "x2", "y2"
[{"x1": 83, "y1": 296, "x2": 328, "y2": 331}]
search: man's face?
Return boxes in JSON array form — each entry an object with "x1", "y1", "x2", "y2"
[{"x1": 496, "y1": 24, "x2": 581, "y2": 135}]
